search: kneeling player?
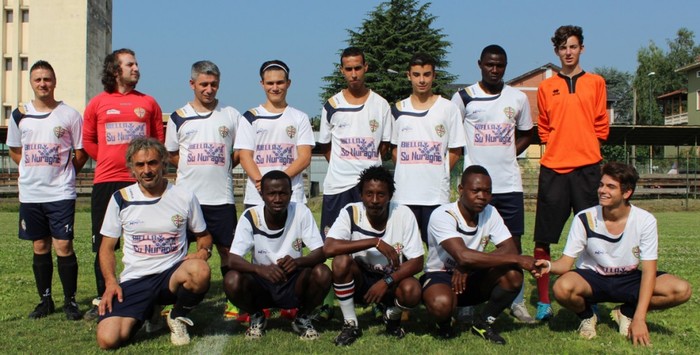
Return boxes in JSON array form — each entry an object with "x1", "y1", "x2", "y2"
[
  {"x1": 421, "y1": 165, "x2": 537, "y2": 344},
  {"x1": 323, "y1": 166, "x2": 424, "y2": 346},
  {"x1": 225, "y1": 170, "x2": 331, "y2": 340},
  {"x1": 537, "y1": 162, "x2": 691, "y2": 345}
]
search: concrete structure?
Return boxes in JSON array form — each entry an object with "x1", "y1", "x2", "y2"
[
  {"x1": 674, "y1": 58, "x2": 700, "y2": 125},
  {"x1": 0, "y1": 0, "x2": 111, "y2": 126}
]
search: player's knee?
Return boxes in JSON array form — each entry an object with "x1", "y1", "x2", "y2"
[
  {"x1": 396, "y1": 280, "x2": 421, "y2": 307},
  {"x1": 312, "y1": 263, "x2": 332, "y2": 287},
  {"x1": 552, "y1": 278, "x2": 574, "y2": 301},
  {"x1": 96, "y1": 326, "x2": 121, "y2": 350},
  {"x1": 424, "y1": 291, "x2": 453, "y2": 318},
  {"x1": 331, "y1": 255, "x2": 352, "y2": 275},
  {"x1": 503, "y1": 268, "x2": 524, "y2": 290},
  {"x1": 674, "y1": 279, "x2": 692, "y2": 304},
  {"x1": 223, "y1": 270, "x2": 243, "y2": 295}
]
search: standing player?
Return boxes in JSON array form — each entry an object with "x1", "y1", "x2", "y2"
[
  {"x1": 533, "y1": 25, "x2": 609, "y2": 320},
  {"x1": 323, "y1": 166, "x2": 424, "y2": 346},
  {"x1": 236, "y1": 60, "x2": 314, "y2": 207},
  {"x1": 83, "y1": 48, "x2": 165, "y2": 320},
  {"x1": 451, "y1": 45, "x2": 535, "y2": 323},
  {"x1": 391, "y1": 52, "x2": 466, "y2": 241},
  {"x1": 96, "y1": 138, "x2": 211, "y2": 348},
  {"x1": 225, "y1": 171, "x2": 331, "y2": 341},
  {"x1": 317, "y1": 47, "x2": 393, "y2": 317},
  {"x1": 421, "y1": 166, "x2": 537, "y2": 344},
  {"x1": 165, "y1": 60, "x2": 241, "y2": 319},
  {"x1": 6, "y1": 60, "x2": 88, "y2": 320},
  {"x1": 536, "y1": 162, "x2": 691, "y2": 345}
]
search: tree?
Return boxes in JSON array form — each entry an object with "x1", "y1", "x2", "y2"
[
  {"x1": 320, "y1": 0, "x2": 456, "y2": 104},
  {"x1": 594, "y1": 67, "x2": 633, "y2": 125},
  {"x1": 634, "y1": 28, "x2": 700, "y2": 125}
]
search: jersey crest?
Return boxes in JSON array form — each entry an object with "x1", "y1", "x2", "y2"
[
  {"x1": 134, "y1": 107, "x2": 146, "y2": 119},
  {"x1": 435, "y1": 124, "x2": 446, "y2": 137},
  {"x1": 369, "y1": 119, "x2": 379, "y2": 133},
  {"x1": 286, "y1": 125, "x2": 297, "y2": 138},
  {"x1": 292, "y1": 238, "x2": 303, "y2": 252},
  {"x1": 219, "y1": 125, "x2": 229, "y2": 138},
  {"x1": 53, "y1": 126, "x2": 66, "y2": 138},
  {"x1": 503, "y1": 106, "x2": 516, "y2": 120},
  {"x1": 171, "y1": 214, "x2": 185, "y2": 228}
]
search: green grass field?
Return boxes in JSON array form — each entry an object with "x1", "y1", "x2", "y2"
[{"x1": 0, "y1": 206, "x2": 698, "y2": 354}]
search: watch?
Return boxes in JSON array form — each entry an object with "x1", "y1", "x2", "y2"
[{"x1": 383, "y1": 275, "x2": 394, "y2": 287}]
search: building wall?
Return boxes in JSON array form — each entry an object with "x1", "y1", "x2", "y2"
[{"x1": 688, "y1": 67, "x2": 700, "y2": 125}]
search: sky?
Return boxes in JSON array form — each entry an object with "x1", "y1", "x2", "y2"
[{"x1": 113, "y1": 0, "x2": 700, "y2": 116}]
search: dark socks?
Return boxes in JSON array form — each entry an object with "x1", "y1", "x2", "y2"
[
  {"x1": 33, "y1": 253, "x2": 53, "y2": 299},
  {"x1": 171, "y1": 285, "x2": 208, "y2": 319},
  {"x1": 577, "y1": 301, "x2": 595, "y2": 319},
  {"x1": 620, "y1": 303, "x2": 636, "y2": 318},
  {"x1": 57, "y1": 254, "x2": 78, "y2": 300},
  {"x1": 482, "y1": 285, "x2": 519, "y2": 322}
]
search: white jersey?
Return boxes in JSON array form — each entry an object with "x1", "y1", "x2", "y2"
[
  {"x1": 563, "y1": 205, "x2": 658, "y2": 276},
  {"x1": 425, "y1": 202, "x2": 511, "y2": 273},
  {"x1": 234, "y1": 105, "x2": 315, "y2": 205},
  {"x1": 452, "y1": 84, "x2": 533, "y2": 193},
  {"x1": 230, "y1": 202, "x2": 323, "y2": 265},
  {"x1": 391, "y1": 96, "x2": 466, "y2": 205},
  {"x1": 318, "y1": 91, "x2": 392, "y2": 194},
  {"x1": 100, "y1": 182, "x2": 207, "y2": 283},
  {"x1": 6, "y1": 101, "x2": 83, "y2": 203},
  {"x1": 326, "y1": 202, "x2": 424, "y2": 275},
  {"x1": 165, "y1": 103, "x2": 240, "y2": 205}
]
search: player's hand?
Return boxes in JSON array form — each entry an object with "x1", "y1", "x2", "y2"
[
  {"x1": 256, "y1": 264, "x2": 287, "y2": 283},
  {"x1": 255, "y1": 179, "x2": 262, "y2": 192},
  {"x1": 534, "y1": 259, "x2": 551, "y2": 277},
  {"x1": 517, "y1": 255, "x2": 537, "y2": 272},
  {"x1": 277, "y1": 255, "x2": 298, "y2": 274},
  {"x1": 99, "y1": 282, "x2": 123, "y2": 316},
  {"x1": 629, "y1": 318, "x2": 651, "y2": 346},
  {"x1": 376, "y1": 239, "x2": 399, "y2": 270},
  {"x1": 185, "y1": 248, "x2": 209, "y2": 261},
  {"x1": 364, "y1": 280, "x2": 389, "y2": 304},
  {"x1": 451, "y1": 269, "x2": 468, "y2": 294}
]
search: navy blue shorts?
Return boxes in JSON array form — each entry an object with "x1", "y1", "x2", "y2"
[
  {"x1": 534, "y1": 164, "x2": 600, "y2": 244},
  {"x1": 572, "y1": 269, "x2": 665, "y2": 305},
  {"x1": 19, "y1": 200, "x2": 76, "y2": 241},
  {"x1": 407, "y1": 204, "x2": 440, "y2": 244},
  {"x1": 420, "y1": 270, "x2": 491, "y2": 307},
  {"x1": 92, "y1": 181, "x2": 132, "y2": 252},
  {"x1": 250, "y1": 268, "x2": 304, "y2": 309},
  {"x1": 98, "y1": 261, "x2": 183, "y2": 322},
  {"x1": 321, "y1": 186, "x2": 361, "y2": 239},
  {"x1": 490, "y1": 192, "x2": 524, "y2": 237},
  {"x1": 187, "y1": 204, "x2": 236, "y2": 247}
]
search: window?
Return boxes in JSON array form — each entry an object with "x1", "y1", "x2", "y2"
[
  {"x1": 5, "y1": 9, "x2": 12, "y2": 23},
  {"x1": 20, "y1": 57, "x2": 28, "y2": 71},
  {"x1": 21, "y1": 9, "x2": 28, "y2": 23},
  {"x1": 4, "y1": 58, "x2": 11, "y2": 71}
]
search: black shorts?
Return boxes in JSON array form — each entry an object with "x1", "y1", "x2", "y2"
[
  {"x1": 91, "y1": 181, "x2": 133, "y2": 252},
  {"x1": 352, "y1": 268, "x2": 401, "y2": 306},
  {"x1": 98, "y1": 261, "x2": 183, "y2": 323},
  {"x1": 420, "y1": 270, "x2": 491, "y2": 307},
  {"x1": 572, "y1": 269, "x2": 666, "y2": 305},
  {"x1": 534, "y1": 164, "x2": 600, "y2": 244},
  {"x1": 321, "y1": 186, "x2": 361, "y2": 239},
  {"x1": 187, "y1": 204, "x2": 237, "y2": 247},
  {"x1": 490, "y1": 192, "x2": 524, "y2": 237},
  {"x1": 19, "y1": 200, "x2": 76, "y2": 241},
  {"x1": 250, "y1": 268, "x2": 304, "y2": 309},
  {"x1": 407, "y1": 204, "x2": 440, "y2": 244}
]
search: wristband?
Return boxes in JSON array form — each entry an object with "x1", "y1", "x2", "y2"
[{"x1": 544, "y1": 260, "x2": 551, "y2": 273}]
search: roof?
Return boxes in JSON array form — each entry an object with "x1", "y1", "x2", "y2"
[
  {"x1": 506, "y1": 63, "x2": 561, "y2": 85},
  {"x1": 657, "y1": 89, "x2": 688, "y2": 99},
  {"x1": 676, "y1": 60, "x2": 700, "y2": 73}
]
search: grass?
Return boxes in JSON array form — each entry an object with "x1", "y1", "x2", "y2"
[{"x1": 0, "y1": 206, "x2": 698, "y2": 354}]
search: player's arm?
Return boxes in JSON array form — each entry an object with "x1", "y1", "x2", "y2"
[
  {"x1": 229, "y1": 253, "x2": 286, "y2": 283},
  {"x1": 185, "y1": 230, "x2": 212, "y2": 261},
  {"x1": 73, "y1": 149, "x2": 89, "y2": 173},
  {"x1": 9, "y1": 146, "x2": 21, "y2": 165},
  {"x1": 239, "y1": 149, "x2": 263, "y2": 190},
  {"x1": 283, "y1": 145, "x2": 312, "y2": 179},
  {"x1": 629, "y1": 259, "x2": 656, "y2": 346},
  {"x1": 81, "y1": 105, "x2": 99, "y2": 160},
  {"x1": 448, "y1": 147, "x2": 462, "y2": 171},
  {"x1": 515, "y1": 128, "x2": 534, "y2": 156},
  {"x1": 98, "y1": 236, "x2": 121, "y2": 315},
  {"x1": 536, "y1": 87, "x2": 550, "y2": 145},
  {"x1": 291, "y1": 246, "x2": 326, "y2": 268},
  {"x1": 390, "y1": 144, "x2": 397, "y2": 164},
  {"x1": 378, "y1": 141, "x2": 391, "y2": 160},
  {"x1": 231, "y1": 150, "x2": 240, "y2": 169},
  {"x1": 168, "y1": 151, "x2": 179, "y2": 167},
  {"x1": 536, "y1": 255, "x2": 576, "y2": 276},
  {"x1": 442, "y1": 237, "x2": 534, "y2": 271},
  {"x1": 318, "y1": 143, "x2": 331, "y2": 162}
]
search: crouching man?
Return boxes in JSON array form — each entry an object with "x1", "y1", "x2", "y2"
[
  {"x1": 96, "y1": 137, "x2": 212, "y2": 349},
  {"x1": 224, "y1": 170, "x2": 331, "y2": 340},
  {"x1": 536, "y1": 162, "x2": 691, "y2": 345}
]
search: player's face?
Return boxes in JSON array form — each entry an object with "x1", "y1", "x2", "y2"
[
  {"x1": 260, "y1": 69, "x2": 290, "y2": 106},
  {"x1": 190, "y1": 73, "x2": 219, "y2": 107},
  {"x1": 478, "y1": 53, "x2": 506, "y2": 87},
  {"x1": 262, "y1": 179, "x2": 292, "y2": 215},
  {"x1": 30, "y1": 68, "x2": 56, "y2": 100},
  {"x1": 360, "y1": 179, "x2": 391, "y2": 220},
  {"x1": 458, "y1": 173, "x2": 492, "y2": 214},
  {"x1": 407, "y1": 64, "x2": 434, "y2": 96},
  {"x1": 117, "y1": 53, "x2": 140, "y2": 87},
  {"x1": 598, "y1": 174, "x2": 632, "y2": 207},
  {"x1": 555, "y1": 36, "x2": 584, "y2": 69},
  {"x1": 340, "y1": 55, "x2": 368, "y2": 90},
  {"x1": 130, "y1": 148, "x2": 166, "y2": 193}
]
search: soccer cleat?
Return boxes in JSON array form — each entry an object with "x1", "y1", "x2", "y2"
[
  {"x1": 535, "y1": 302, "x2": 554, "y2": 321},
  {"x1": 371, "y1": 303, "x2": 385, "y2": 321},
  {"x1": 510, "y1": 302, "x2": 536, "y2": 324},
  {"x1": 166, "y1": 313, "x2": 194, "y2": 346},
  {"x1": 223, "y1": 301, "x2": 240, "y2": 321},
  {"x1": 577, "y1": 313, "x2": 597, "y2": 340},
  {"x1": 334, "y1": 319, "x2": 362, "y2": 346},
  {"x1": 435, "y1": 320, "x2": 456, "y2": 340},
  {"x1": 29, "y1": 298, "x2": 55, "y2": 319},
  {"x1": 83, "y1": 297, "x2": 100, "y2": 321},
  {"x1": 384, "y1": 318, "x2": 406, "y2": 339},
  {"x1": 291, "y1": 314, "x2": 320, "y2": 340},
  {"x1": 63, "y1": 298, "x2": 82, "y2": 320},
  {"x1": 161, "y1": 304, "x2": 173, "y2": 317},
  {"x1": 313, "y1": 304, "x2": 334, "y2": 321},
  {"x1": 610, "y1": 306, "x2": 632, "y2": 336},
  {"x1": 471, "y1": 319, "x2": 506, "y2": 345},
  {"x1": 245, "y1": 312, "x2": 268, "y2": 340}
]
